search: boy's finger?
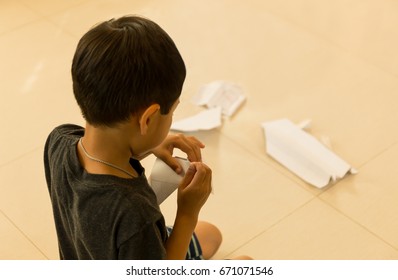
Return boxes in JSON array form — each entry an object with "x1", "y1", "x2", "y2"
[
  {"x1": 179, "y1": 164, "x2": 197, "y2": 188},
  {"x1": 154, "y1": 152, "x2": 184, "y2": 174},
  {"x1": 166, "y1": 156, "x2": 183, "y2": 174},
  {"x1": 174, "y1": 136, "x2": 204, "y2": 162}
]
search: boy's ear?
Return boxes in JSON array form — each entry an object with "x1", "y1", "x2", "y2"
[{"x1": 139, "y1": 104, "x2": 160, "y2": 135}]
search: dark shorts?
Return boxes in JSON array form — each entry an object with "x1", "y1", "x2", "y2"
[{"x1": 166, "y1": 226, "x2": 204, "y2": 260}]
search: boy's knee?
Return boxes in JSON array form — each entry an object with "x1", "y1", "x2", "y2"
[{"x1": 195, "y1": 221, "x2": 222, "y2": 259}]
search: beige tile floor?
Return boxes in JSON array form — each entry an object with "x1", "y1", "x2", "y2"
[{"x1": 1, "y1": 0, "x2": 398, "y2": 260}]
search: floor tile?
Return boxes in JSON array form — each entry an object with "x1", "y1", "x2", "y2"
[
  {"x1": 0, "y1": 149, "x2": 59, "y2": 260},
  {"x1": 0, "y1": 210, "x2": 47, "y2": 260},
  {"x1": 230, "y1": 198, "x2": 398, "y2": 259},
  {"x1": 0, "y1": 2, "x2": 40, "y2": 36},
  {"x1": 156, "y1": 132, "x2": 314, "y2": 259},
  {"x1": 48, "y1": 0, "x2": 156, "y2": 38},
  {"x1": 261, "y1": 0, "x2": 398, "y2": 76},
  {"x1": 0, "y1": 19, "x2": 84, "y2": 165},
  {"x1": 19, "y1": 0, "x2": 89, "y2": 17},
  {"x1": 320, "y1": 143, "x2": 398, "y2": 250}
]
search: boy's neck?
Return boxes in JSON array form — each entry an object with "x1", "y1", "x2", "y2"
[{"x1": 77, "y1": 122, "x2": 140, "y2": 178}]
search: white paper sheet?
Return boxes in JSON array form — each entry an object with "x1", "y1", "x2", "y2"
[
  {"x1": 192, "y1": 81, "x2": 245, "y2": 117},
  {"x1": 171, "y1": 107, "x2": 222, "y2": 132},
  {"x1": 149, "y1": 157, "x2": 190, "y2": 204},
  {"x1": 262, "y1": 119, "x2": 356, "y2": 188}
]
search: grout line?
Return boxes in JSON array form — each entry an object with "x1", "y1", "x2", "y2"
[
  {"x1": 318, "y1": 197, "x2": 398, "y2": 252},
  {"x1": 225, "y1": 196, "x2": 398, "y2": 259},
  {"x1": 18, "y1": 0, "x2": 91, "y2": 40},
  {"x1": 43, "y1": 13, "x2": 82, "y2": 40},
  {"x1": 223, "y1": 196, "x2": 318, "y2": 259},
  {"x1": 218, "y1": 130, "x2": 318, "y2": 195},
  {"x1": 0, "y1": 17, "x2": 43, "y2": 38},
  {"x1": 0, "y1": 146, "x2": 42, "y2": 169},
  {"x1": 0, "y1": 209, "x2": 49, "y2": 260},
  {"x1": 355, "y1": 141, "x2": 398, "y2": 170}
]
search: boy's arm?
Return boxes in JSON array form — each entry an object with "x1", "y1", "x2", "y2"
[
  {"x1": 164, "y1": 162, "x2": 212, "y2": 260},
  {"x1": 164, "y1": 214, "x2": 198, "y2": 259}
]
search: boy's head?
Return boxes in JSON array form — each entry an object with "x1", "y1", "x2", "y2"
[{"x1": 72, "y1": 16, "x2": 186, "y2": 127}]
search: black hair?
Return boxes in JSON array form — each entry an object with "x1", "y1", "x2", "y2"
[{"x1": 71, "y1": 15, "x2": 186, "y2": 126}]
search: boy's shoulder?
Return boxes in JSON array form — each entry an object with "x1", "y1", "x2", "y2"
[
  {"x1": 45, "y1": 124, "x2": 83, "y2": 151},
  {"x1": 48, "y1": 124, "x2": 84, "y2": 139}
]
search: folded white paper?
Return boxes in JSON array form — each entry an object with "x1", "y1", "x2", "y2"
[
  {"x1": 149, "y1": 157, "x2": 190, "y2": 204},
  {"x1": 192, "y1": 81, "x2": 245, "y2": 117},
  {"x1": 262, "y1": 119, "x2": 356, "y2": 188},
  {"x1": 171, "y1": 107, "x2": 222, "y2": 132}
]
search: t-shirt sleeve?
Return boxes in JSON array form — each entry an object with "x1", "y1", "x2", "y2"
[{"x1": 44, "y1": 124, "x2": 84, "y2": 193}]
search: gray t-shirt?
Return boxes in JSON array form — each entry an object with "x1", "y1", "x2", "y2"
[{"x1": 44, "y1": 124, "x2": 167, "y2": 259}]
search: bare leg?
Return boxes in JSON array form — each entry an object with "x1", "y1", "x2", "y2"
[
  {"x1": 194, "y1": 221, "x2": 253, "y2": 260},
  {"x1": 229, "y1": 255, "x2": 253, "y2": 260},
  {"x1": 194, "y1": 221, "x2": 222, "y2": 259}
]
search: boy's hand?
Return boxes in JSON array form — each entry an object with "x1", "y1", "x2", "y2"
[
  {"x1": 177, "y1": 162, "x2": 212, "y2": 219},
  {"x1": 152, "y1": 134, "x2": 205, "y2": 174},
  {"x1": 164, "y1": 162, "x2": 212, "y2": 260}
]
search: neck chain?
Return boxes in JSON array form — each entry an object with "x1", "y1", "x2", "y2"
[{"x1": 79, "y1": 138, "x2": 135, "y2": 178}]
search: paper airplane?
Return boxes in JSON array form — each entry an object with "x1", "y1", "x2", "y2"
[{"x1": 262, "y1": 119, "x2": 356, "y2": 188}]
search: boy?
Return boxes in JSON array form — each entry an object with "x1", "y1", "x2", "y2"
[{"x1": 44, "y1": 15, "x2": 221, "y2": 259}]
